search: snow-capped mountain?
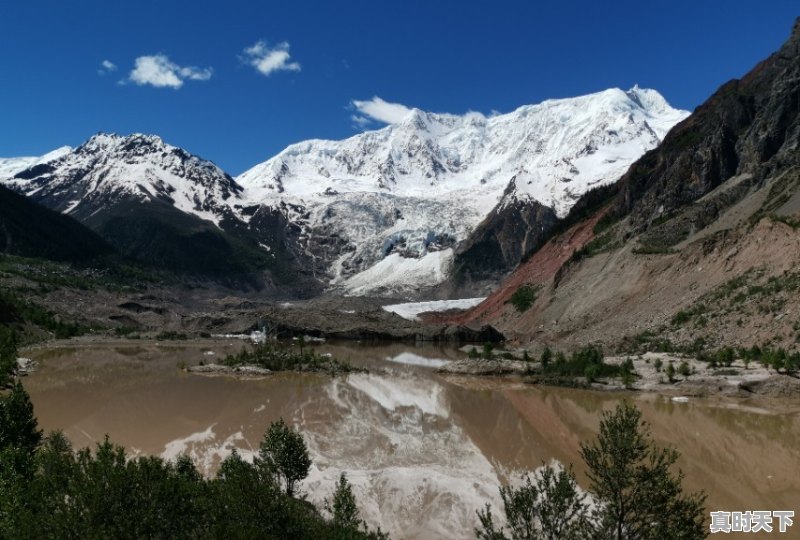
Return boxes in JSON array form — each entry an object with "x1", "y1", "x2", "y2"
[
  {"x1": 1, "y1": 87, "x2": 688, "y2": 295},
  {"x1": 0, "y1": 134, "x2": 304, "y2": 285},
  {"x1": 4, "y1": 133, "x2": 242, "y2": 224},
  {"x1": 236, "y1": 86, "x2": 689, "y2": 294}
]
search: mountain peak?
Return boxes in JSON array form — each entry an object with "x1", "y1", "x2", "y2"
[
  {"x1": 78, "y1": 132, "x2": 167, "y2": 153},
  {"x1": 624, "y1": 85, "x2": 672, "y2": 115},
  {"x1": 3, "y1": 132, "x2": 242, "y2": 226},
  {"x1": 235, "y1": 87, "x2": 688, "y2": 294}
]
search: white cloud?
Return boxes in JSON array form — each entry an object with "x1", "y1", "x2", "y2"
[
  {"x1": 127, "y1": 54, "x2": 212, "y2": 89},
  {"x1": 350, "y1": 114, "x2": 371, "y2": 129},
  {"x1": 242, "y1": 41, "x2": 301, "y2": 76},
  {"x1": 351, "y1": 96, "x2": 413, "y2": 125},
  {"x1": 98, "y1": 59, "x2": 117, "y2": 75}
]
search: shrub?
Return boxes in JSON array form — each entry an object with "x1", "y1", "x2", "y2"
[
  {"x1": 155, "y1": 331, "x2": 188, "y2": 341},
  {"x1": 671, "y1": 310, "x2": 691, "y2": 326},
  {"x1": 540, "y1": 346, "x2": 553, "y2": 368},
  {"x1": 508, "y1": 284, "x2": 539, "y2": 313},
  {"x1": 584, "y1": 364, "x2": 600, "y2": 383},
  {"x1": 666, "y1": 362, "x2": 676, "y2": 383},
  {"x1": 677, "y1": 361, "x2": 691, "y2": 378}
]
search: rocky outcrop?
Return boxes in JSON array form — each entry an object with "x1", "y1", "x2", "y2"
[
  {"x1": 613, "y1": 17, "x2": 800, "y2": 239},
  {"x1": 452, "y1": 188, "x2": 559, "y2": 290}
]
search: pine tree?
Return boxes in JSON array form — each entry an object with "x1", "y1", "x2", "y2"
[
  {"x1": 256, "y1": 418, "x2": 311, "y2": 497},
  {"x1": 580, "y1": 402, "x2": 706, "y2": 540}
]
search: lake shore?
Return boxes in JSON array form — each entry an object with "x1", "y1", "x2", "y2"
[{"x1": 439, "y1": 351, "x2": 800, "y2": 407}]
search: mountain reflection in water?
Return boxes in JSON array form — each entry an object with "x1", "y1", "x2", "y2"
[{"x1": 22, "y1": 341, "x2": 800, "y2": 539}]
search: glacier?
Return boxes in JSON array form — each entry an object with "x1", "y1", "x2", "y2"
[{"x1": 1, "y1": 87, "x2": 688, "y2": 296}]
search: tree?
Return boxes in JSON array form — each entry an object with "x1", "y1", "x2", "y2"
[
  {"x1": 476, "y1": 465, "x2": 588, "y2": 540},
  {"x1": 554, "y1": 352, "x2": 567, "y2": 366},
  {"x1": 329, "y1": 473, "x2": 360, "y2": 530},
  {"x1": 716, "y1": 348, "x2": 735, "y2": 367},
  {"x1": 619, "y1": 359, "x2": 636, "y2": 388},
  {"x1": 0, "y1": 382, "x2": 42, "y2": 456},
  {"x1": 580, "y1": 402, "x2": 706, "y2": 540},
  {"x1": 665, "y1": 362, "x2": 676, "y2": 383},
  {"x1": 677, "y1": 361, "x2": 691, "y2": 378},
  {"x1": 477, "y1": 403, "x2": 707, "y2": 540},
  {"x1": 584, "y1": 364, "x2": 599, "y2": 384},
  {"x1": 540, "y1": 347, "x2": 553, "y2": 369},
  {"x1": 0, "y1": 327, "x2": 17, "y2": 388},
  {"x1": 0, "y1": 373, "x2": 42, "y2": 537},
  {"x1": 256, "y1": 418, "x2": 311, "y2": 497}
]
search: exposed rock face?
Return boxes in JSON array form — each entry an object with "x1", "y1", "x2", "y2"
[
  {"x1": 452, "y1": 193, "x2": 558, "y2": 290},
  {"x1": 614, "y1": 18, "x2": 800, "y2": 238}
]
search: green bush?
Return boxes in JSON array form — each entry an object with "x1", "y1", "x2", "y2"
[
  {"x1": 654, "y1": 358, "x2": 663, "y2": 372},
  {"x1": 666, "y1": 362, "x2": 676, "y2": 383},
  {"x1": 155, "y1": 331, "x2": 188, "y2": 341},
  {"x1": 508, "y1": 284, "x2": 539, "y2": 312},
  {"x1": 671, "y1": 310, "x2": 691, "y2": 326},
  {"x1": 222, "y1": 342, "x2": 357, "y2": 375},
  {"x1": 677, "y1": 361, "x2": 691, "y2": 377}
]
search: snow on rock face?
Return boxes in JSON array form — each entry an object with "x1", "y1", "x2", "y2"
[
  {"x1": 238, "y1": 87, "x2": 689, "y2": 293},
  {"x1": 238, "y1": 87, "x2": 686, "y2": 216},
  {"x1": 0, "y1": 146, "x2": 72, "y2": 180},
  {"x1": 337, "y1": 249, "x2": 455, "y2": 296},
  {"x1": 0, "y1": 87, "x2": 688, "y2": 296},
  {"x1": 2, "y1": 133, "x2": 243, "y2": 224},
  {"x1": 382, "y1": 298, "x2": 486, "y2": 321}
]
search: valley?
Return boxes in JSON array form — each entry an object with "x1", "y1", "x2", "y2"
[{"x1": 2, "y1": 11, "x2": 800, "y2": 539}]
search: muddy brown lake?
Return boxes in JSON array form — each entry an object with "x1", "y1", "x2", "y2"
[{"x1": 21, "y1": 339, "x2": 800, "y2": 539}]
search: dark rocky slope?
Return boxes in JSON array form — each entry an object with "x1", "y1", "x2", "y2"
[
  {"x1": 8, "y1": 134, "x2": 313, "y2": 292},
  {"x1": 0, "y1": 184, "x2": 114, "y2": 263},
  {"x1": 610, "y1": 17, "x2": 800, "y2": 246}
]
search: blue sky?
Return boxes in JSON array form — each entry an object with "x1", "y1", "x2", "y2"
[{"x1": 1, "y1": 1, "x2": 797, "y2": 174}]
